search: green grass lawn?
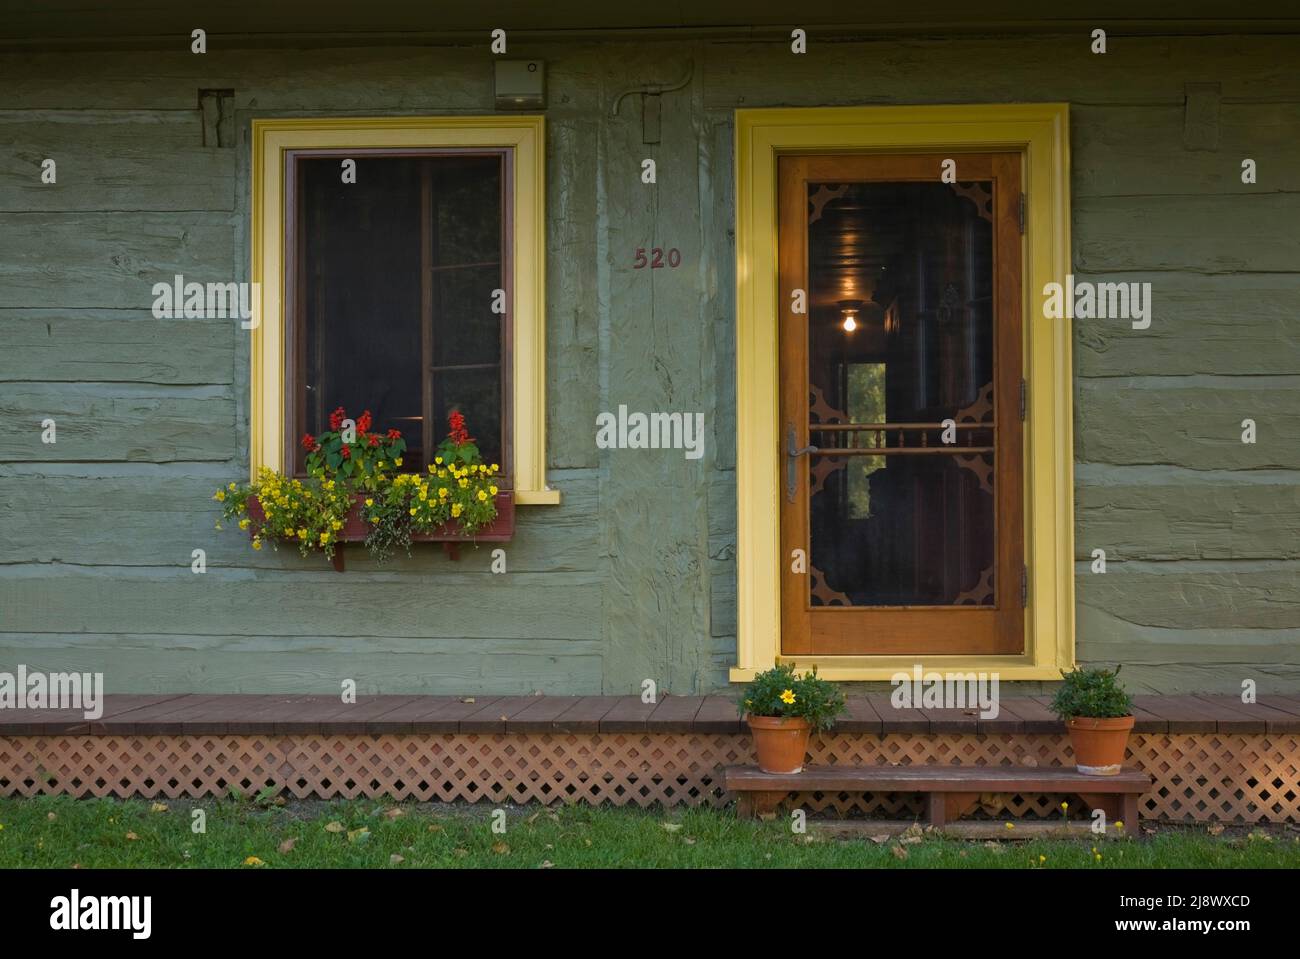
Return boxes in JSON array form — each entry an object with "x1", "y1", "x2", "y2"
[{"x1": 1, "y1": 796, "x2": 1296, "y2": 869}]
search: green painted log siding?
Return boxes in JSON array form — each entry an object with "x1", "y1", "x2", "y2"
[{"x1": 1, "y1": 33, "x2": 1297, "y2": 694}]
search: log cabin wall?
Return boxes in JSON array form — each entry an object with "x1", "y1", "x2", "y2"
[{"x1": 1, "y1": 31, "x2": 1297, "y2": 694}]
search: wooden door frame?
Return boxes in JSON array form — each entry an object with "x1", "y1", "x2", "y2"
[
  {"x1": 730, "y1": 104, "x2": 1074, "y2": 682},
  {"x1": 778, "y1": 152, "x2": 1024, "y2": 657}
]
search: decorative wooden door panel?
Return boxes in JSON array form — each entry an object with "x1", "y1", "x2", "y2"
[{"x1": 778, "y1": 153, "x2": 1025, "y2": 656}]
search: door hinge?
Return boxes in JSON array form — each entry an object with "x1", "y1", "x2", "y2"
[
  {"x1": 1021, "y1": 565, "x2": 1029, "y2": 608},
  {"x1": 1019, "y1": 378, "x2": 1027, "y2": 421},
  {"x1": 1018, "y1": 193, "x2": 1026, "y2": 234}
]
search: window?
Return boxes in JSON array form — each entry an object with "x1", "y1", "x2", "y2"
[
  {"x1": 290, "y1": 152, "x2": 507, "y2": 476},
  {"x1": 251, "y1": 117, "x2": 558, "y2": 504},
  {"x1": 734, "y1": 104, "x2": 1073, "y2": 681}
]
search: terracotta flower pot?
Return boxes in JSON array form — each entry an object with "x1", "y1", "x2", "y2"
[
  {"x1": 1065, "y1": 715, "x2": 1135, "y2": 775},
  {"x1": 747, "y1": 715, "x2": 812, "y2": 774}
]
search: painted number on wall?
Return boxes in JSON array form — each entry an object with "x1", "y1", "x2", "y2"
[{"x1": 633, "y1": 247, "x2": 682, "y2": 269}]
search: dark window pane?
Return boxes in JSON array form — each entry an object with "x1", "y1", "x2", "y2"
[{"x1": 296, "y1": 153, "x2": 506, "y2": 477}]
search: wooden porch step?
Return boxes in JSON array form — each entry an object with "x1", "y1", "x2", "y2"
[{"x1": 724, "y1": 764, "x2": 1152, "y2": 834}]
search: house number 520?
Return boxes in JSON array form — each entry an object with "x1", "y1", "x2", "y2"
[{"x1": 633, "y1": 247, "x2": 682, "y2": 269}]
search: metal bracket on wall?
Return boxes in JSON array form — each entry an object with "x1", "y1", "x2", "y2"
[{"x1": 610, "y1": 61, "x2": 694, "y2": 145}]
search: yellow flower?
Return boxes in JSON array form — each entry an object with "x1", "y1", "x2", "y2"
[
  {"x1": 489, "y1": 485, "x2": 498, "y2": 495},
  {"x1": 213, "y1": 490, "x2": 226, "y2": 502},
  {"x1": 319, "y1": 532, "x2": 330, "y2": 545},
  {"x1": 378, "y1": 460, "x2": 385, "y2": 468},
  {"x1": 1094, "y1": 853, "x2": 1102, "y2": 862},
  {"x1": 1004, "y1": 822, "x2": 1014, "y2": 830},
  {"x1": 435, "y1": 456, "x2": 443, "y2": 465},
  {"x1": 238, "y1": 518, "x2": 250, "y2": 530},
  {"x1": 394, "y1": 457, "x2": 403, "y2": 466},
  {"x1": 251, "y1": 537, "x2": 262, "y2": 551},
  {"x1": 243, "y1": 856, "x2": 265, "y2": 867},
  {"x1": 780, "y1": 689, "x2": 796, "y2": 705},
  {"x1": 491, "y1": 463, "x2": 499, "y2": 472},
  {"x1": 297, "y1": 528, "x2": 308, "y2": 540},
  {"x1": 428, "y1": 466, "x2": 436, "y2": 474},
  {"x1": 228, "y1": 482, "x2": 237, "y2": 491},
  {"x1": 451, "y1": 504, "x2": 462, "y2": 518},
  {"x1": 284, "y1": 527, "x2": 293, "y2": 535},
  {"x1": 371, "y1": 516, "x2": 380, "y2": 524},
  {"x1": 477, "y1": 490, "x2": 488, "y2": 502},
  {"x1": 1114, "y1": 820, "x2": 1124, "y2": 830},
  {"x1": 439, "y1": 488, "x2": 448, "y2": 498},
  {"x1": 1038, "y1": 855, "x2": 1046, "y2": 863},
  {"x1": 409, "y1": 507, "x2": 417, "y2": 516},
  {"x1": 365, "y1": 498, "x2": 374, "y2": 507},
  {"x1": 459, "y1": 479, "x2": 468, "y2": 489},
  {"x1": 331, "y1": 519, "x2": 342, "y2": 530}
]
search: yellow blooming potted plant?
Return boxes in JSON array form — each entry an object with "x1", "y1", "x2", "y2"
[
  {"x1": 737, "y1": 664, "x2": 846, "y2": 774},
  {"x1": 214, "y1": 409, "x2": 508, "y2": 568}
]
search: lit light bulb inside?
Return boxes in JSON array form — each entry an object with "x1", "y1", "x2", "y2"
[{"x1": 841, "y1": 309, "x2": 858, "y2": 332}]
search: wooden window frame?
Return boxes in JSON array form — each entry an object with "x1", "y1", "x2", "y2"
[
  {"x1": 250, "y1": 116, "x2": 559, "y2": 505},
  {"x1": 732, "y1": 104, "x2": 1073, "y2": 682}
]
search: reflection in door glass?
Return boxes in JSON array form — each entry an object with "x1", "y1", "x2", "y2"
[{"x1": 806, "y1": 181, "x2": 996, "y2": 607}]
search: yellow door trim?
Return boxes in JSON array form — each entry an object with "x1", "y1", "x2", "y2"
[{"x1": 731, "y1": 104, "x2": 1073, "y2": 682}]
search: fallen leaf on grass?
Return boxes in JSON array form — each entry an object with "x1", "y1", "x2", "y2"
[
  {"x1": 150, "y1": 803, "x2": 168, "y2": 813},
  {"x1": 243, "y1": 856, "x2": 265, "y2": 867},
  {"x1": 525, "y1": 812, "x2": 541, "y2": 825},
  {"x1": 900, "y1": 836, "x2": 922, "y2": 846},
  {"x1": 324, "y1": 821, "x2": 345, "y2": 833},
  {"x1": 661, "y1": 823, "x2": 683, "y2": 833},
  {"x1": 125, "y1": 832, "x2": 140, "y2": 841},
  {"x1": 382, "y1": 808, "x2": 405, "y2": 821},
  {"x1": 890, "y1": 845, "x2": 909, "y2": 860},
  {"x1": 453, "y1": 848, "x2": 468, "y2": 858},
  {"x1": 583, "y1": 838, "x2": 592, "y2": 847},
  {"x1": 539, "y1": 860, "x2": 555, "y2": 869},
  {"x1": 683, "y1": 837, "x2": 696, "y2": 845},
  {"x1": 869, "y1": 834, "x2": 890, "y2": 844},
  {"x1": 492, "y1": 841, "x2": 510, "y2": 854},
  {"x1": 278, "y1": 838, "x2": 298, "y2": 854},
  {"x1": 347, "y1": 827, "x2": 371, "y2": 844},
  {"x1": 427, "y1": 824, "x2": 444, "y2": 833},
  {"x1": 1207, "y1": 824, "x2": 1225, "y2": 836},
  {"x1": 46, "y1": 812, "x2": 57, "y2": 822},
  {"x1": 389, "y1": 854, "x2": 405, "y2": 864}
]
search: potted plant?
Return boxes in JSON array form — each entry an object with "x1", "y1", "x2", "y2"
[
  {"x1": 1049, "y1": 665, "x2": 1135, "y2": 776},
  {"x1": 737, "y1": 664, "x2": 846, "y2": 774}
]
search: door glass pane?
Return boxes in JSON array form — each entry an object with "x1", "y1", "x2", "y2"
[{"x1": 806, "y1": 180, "x2": 996, "y2": 607}]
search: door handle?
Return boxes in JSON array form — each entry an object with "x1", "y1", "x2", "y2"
[{"x1": 786, "y1": 423, "x2": 819, "y2": 502}]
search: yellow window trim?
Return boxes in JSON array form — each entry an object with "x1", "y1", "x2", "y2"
[
  {"x1": 730, "y1": 104, "x2": 1073, "y2": 682},
  {"x1": 249, "y1": 115, "x2": 560, "y2": 506}
]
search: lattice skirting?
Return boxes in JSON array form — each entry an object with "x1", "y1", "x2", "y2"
[{"x1": 2, "y1": 732, "x2": 1297, "y2": 823}]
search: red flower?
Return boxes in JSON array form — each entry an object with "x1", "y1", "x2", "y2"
[
  {"x1": 387, "y1": 427, "x2": 402, "y2": 440},
  {"x1": 300, "y1": 433, "x2": 315, "y2": 450},
  {"x1": 328, "y1": 406, "x2": 346, "y2": 431},
  {"x1": 357, "y1": 410, "x2": 373, "y2": 433},
  {"x1": 368, "y1": 435, "x2": 380, "y2": 447},
  {"x1": 447, "y1": 411, "x2": 474, "y2": 446},
  {"x1": 340, "y1": 444, "x2": 351, "y2": 459}
]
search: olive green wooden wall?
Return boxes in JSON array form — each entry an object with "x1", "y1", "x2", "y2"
[{"x1": 2, "y1": 32, "x2": 1297, "y2": 695}]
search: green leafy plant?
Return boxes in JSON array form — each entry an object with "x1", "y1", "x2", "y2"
[
  {"x1": 1049, "y1": 665, "x2": 1133, "y2": 719},
  {"x1": 737, "y1": 663, "x2": 846, "y2": 732}
]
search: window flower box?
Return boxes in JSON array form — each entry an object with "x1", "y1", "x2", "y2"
[{"x1": 246, "y1": 490, "x2": 514, "y2": 570}]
